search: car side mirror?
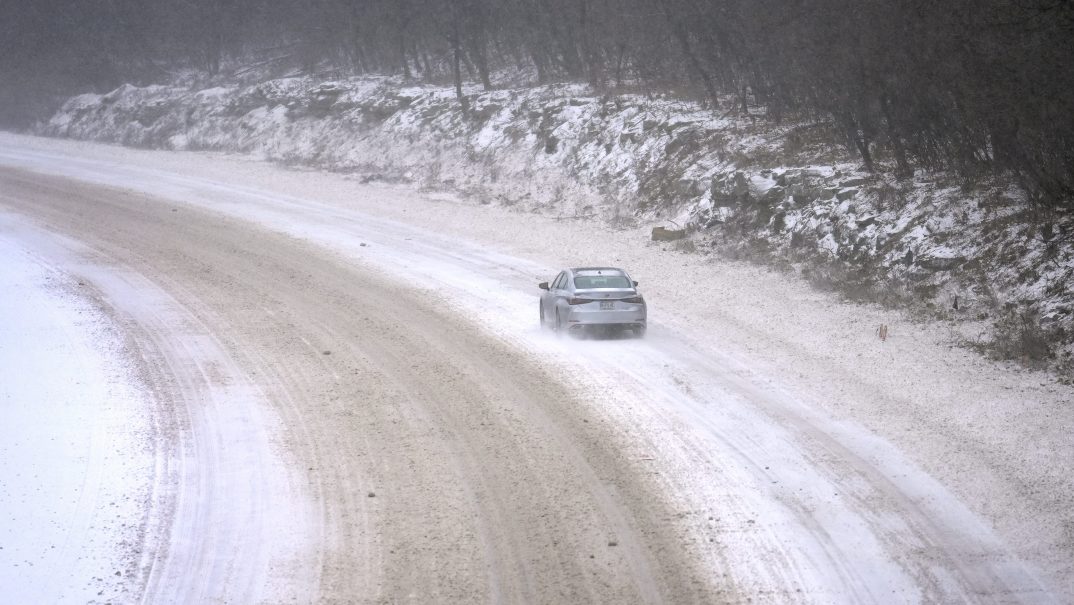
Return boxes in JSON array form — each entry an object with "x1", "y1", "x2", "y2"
[
  {"x1": 633, "y1": 280, "x2": 639, "y2": 287},
  {"x1": 538, "y1": 282, "x2": 550, "y2": 290}
]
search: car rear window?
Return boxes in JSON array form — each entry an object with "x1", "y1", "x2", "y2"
[{"x1": 574, "y1": 275, "x2": 631, "y2": 289}]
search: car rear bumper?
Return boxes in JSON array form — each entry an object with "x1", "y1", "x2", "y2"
[{"x1": 565, "y1": 307, "x2": 646, "y2": 326}]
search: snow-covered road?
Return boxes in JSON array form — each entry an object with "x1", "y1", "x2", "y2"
[
  {"x1": 0, "y1": 177, "x2": 320, "y2": 603},
  {"x1": 1, "y1": 132, "x2": 1070, "y2": 603}
]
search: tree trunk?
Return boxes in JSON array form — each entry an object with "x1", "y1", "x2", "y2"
[
  {"x1": 843, "y1": 114, "x2": 875, "y2": 172},
  {"x1": 449, "y1": 3, "x2": 469, "y2": 113},
  {"x1": 421, "y1": 50, "x2": 433, "y2": 78},
  {"x1": 454, "y1": 53, "x2": 468, "y2": 111},
  {"x1": 856, "y1": 136, "x2": 875, "y2": 172},
  {"x1": 471, "y1": 48, "x2": 492, "y2": 89},
  {"x1": 613, "y1": 43, "x2": 626, "y2": 88},
  {"x1": 399, "y1": 36, "x2": 412, "y2": 79},
  {"x1": 663, "y1": 7, "x2": 719, "y2": 109},
  {"x1": 533, "y1": 50, "x2": 548, "y2": 83},
  {"x1": 880, "y1": 93, "x2": 913, "y2": 178},
  {"x1": 464, "y1": 0, "x2": 493, "y2": 90},
  {"x1": 578, "y1": 0, "x2": 602, "y2": 89},
  {"x1": 466, "y1": 23, "x2": 491, "y2": 89}
]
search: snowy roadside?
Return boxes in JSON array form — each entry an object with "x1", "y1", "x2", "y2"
[
  {"x1": 1, "y1": 132, "x2": 1070, "y2": 601},
  {"x1": 0, "y1": 213, "x2": 153, "y2": 603},
  {"x1": 37, "y1": 75, "x2": 1074, "y2": 368},
  {"x1": 0, "y1": 195, "x2": 321, "y2": 603}
]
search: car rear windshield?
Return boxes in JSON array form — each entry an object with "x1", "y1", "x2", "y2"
[{"x1": 574, "y1": 275, "x2": 631, "y2": 289}]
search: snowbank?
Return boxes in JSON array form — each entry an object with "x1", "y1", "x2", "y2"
[
  {"x1": 38, "y1": 75, "x2": 1074, "y2": 368},
  {"x1": 0, "y1": 215, "x2": 153, "y2": 602}
]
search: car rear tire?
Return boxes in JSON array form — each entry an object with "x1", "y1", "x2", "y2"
[{"x1": 633, "y1": 325, "x2": 646, "y2": 339}]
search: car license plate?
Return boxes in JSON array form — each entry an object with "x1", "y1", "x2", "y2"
[{"x1": 600, "y1": 301, "x2": 615, "y2": 310}]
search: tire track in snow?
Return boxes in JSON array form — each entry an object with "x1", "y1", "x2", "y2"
[
  {"x1": 0, "y1": 203, "x2": 321, "y2": 603},
  {"x1": 1, "y1": 168, "x2": 729, "y2": 602}
]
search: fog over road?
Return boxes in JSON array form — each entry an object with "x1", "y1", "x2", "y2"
[{"x1": 0, "y1": 135, "x2": 1069, "y2": 603}]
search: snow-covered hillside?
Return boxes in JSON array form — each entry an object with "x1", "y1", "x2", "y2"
[{"x1": 39, "y1": 75, "x2": 1074, "y2": 371}]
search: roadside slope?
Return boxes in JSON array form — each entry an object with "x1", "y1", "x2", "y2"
[{"x1": 39, "y1": 77, "x2": 1074, "y2": 363}]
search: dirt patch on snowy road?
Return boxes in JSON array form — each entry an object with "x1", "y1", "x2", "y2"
[{"x1": 0, "y1": 167, "x2": 727, "y2": 602}]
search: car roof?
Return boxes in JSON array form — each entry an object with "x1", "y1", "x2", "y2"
[{"x1": 571, "y1": 266, "x2": 626, "y2": 275}]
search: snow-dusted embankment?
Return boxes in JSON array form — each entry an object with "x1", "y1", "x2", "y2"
[{"x1": 38, "y1": 75, "x2": 1074, "y2": 363}]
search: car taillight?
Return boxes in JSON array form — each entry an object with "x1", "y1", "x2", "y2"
[
  {"x1": 568, "y1": 297, "x2": 592, "y2": 305},
  {"x1": 622, "y1": 296, "x2": 644, "y2": 304}
]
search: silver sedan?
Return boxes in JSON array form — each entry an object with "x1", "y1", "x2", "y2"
[{"x1": 538, "y1": 267, "x2": 647, "y2": 338}]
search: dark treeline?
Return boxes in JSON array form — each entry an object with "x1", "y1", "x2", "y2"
[{"x1": 3, "y1": 0, "x2": 1073, "y2": 209}]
